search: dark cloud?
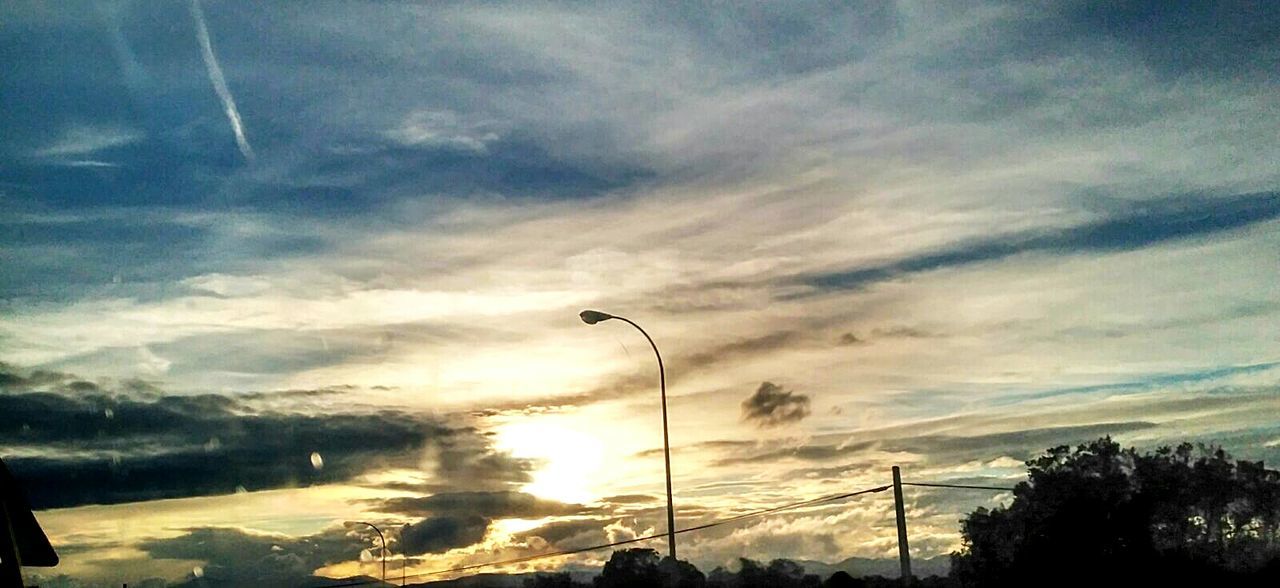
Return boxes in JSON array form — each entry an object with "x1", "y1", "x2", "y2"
[
  {"x1": 781, "y1": 460, "x2": 878, "y2": 481},
  {"x1": 741, "y1": 381, "x2": 812, "y2": 428},
  {"x1": 0, "y1": 380, "x2": 527, "y2": 509},
  {"x1": 368, "y1": 491, "x2": 594, "y2": 519},
  {"x1": 363, "y1": 490, "x2": 604, "y2": 558},
  {"x1": 515, "y1": 518, "x2": 610, "y2": 549},
  {"x1": 1052, "y1": 0, "x2": 1280, "y2": 79},
  {"x1": 0, "y1": 363, "x2": 80, "y2": 389},
  {"x1": 837, "y1": 326, "x2": 935, "y2": 347},
  {"x1": 346, "y1": 490, "x2": 603, "y2": 565},
  {"x1": 714, "y1": 441, "x2": 877, "y2": 468},
  {"x1": 401, "y1": 514, "x2": 490, "y2": 556},
  {"x1": 1004, "y1": 361, "x2": 1280, "y2": 405},
  {"x1": 799, "y1": 192, "x2": 1280, "y2": 294},
  {"x1": 431, "y1": 435, "x2": 536, "y2": 493},
  {"x1": 837, "y1": 333, "x2": 865, "y2": 346},
  {"x1": 889, "y1": 421, "x2": 1160, "y2": 463},
  {"x1": 904, "y1": 2, "x2": 1280, "y2": 125},
  {"x1": 141, "y1": 526, "x2": 365, "y2": 587},
  {"x1": 635, "y1": 439, "x2": 756, "y2": 459},
  {"x1": 655, "y1": 1, "x2": 902, "y2": 78},
  {"x1": 870, "y1": 326, "x2": 935, "y2": 339},
  {"x1": 713, "y1": 422, "x2": 1160, "y2": 469},
  {"x1": 602, "y1": 494, "x2": 657, "y2": 505},
  {"x1": 233, "y1": 386, "x2": 351, "y2": 401},
  {"x1": 684, "y1": 331, "x2": 802, "y2": 370}
]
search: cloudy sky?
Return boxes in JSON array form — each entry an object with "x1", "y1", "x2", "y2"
[{"x1": 2, "y1": 1, "x2": 1279, "y2": 585}]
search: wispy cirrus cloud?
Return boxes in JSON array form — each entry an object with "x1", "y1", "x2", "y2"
[
  {"x1": 33, "y1": 124, "x2": 142, "y2": 159},
  {"x1": 386, "y1": 110, "x2": 501, "y2": 153},
  {"x1": 188, "y1": 0, "x2": 254, "y2": 162},
  {"x1": 797, "y1": 192, "x2": 1280, "y2": 295}
]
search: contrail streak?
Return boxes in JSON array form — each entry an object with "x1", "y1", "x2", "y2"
[{"x1": 189, "y1": 0, "x2": 254, "y2": 162}]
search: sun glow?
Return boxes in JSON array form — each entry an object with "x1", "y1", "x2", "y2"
[{"x1": 494, "y1": 419, "x2": 606, "y2": 504}]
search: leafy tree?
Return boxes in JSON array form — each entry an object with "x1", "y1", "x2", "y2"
[
  {"x1": 595, "y1": 548, "x2": 662, "y2": 588},
  {"x1": 594, "y1": 548, "x2": 705, "y2": 588},
  {"x1": 706, "y1": 565, "x2": 735, "y2": 588},
  {"x1": 952, "y1": 437, "x2": 1280, "y2": 587},
  {"x1": 659, "y1": 556, "x2": 707, "y2": 588},
  {"x1": 820, "y1": 571, "x2": 863, "y2": 588}
]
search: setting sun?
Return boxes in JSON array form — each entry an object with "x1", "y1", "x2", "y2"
[{"x1": 495, "y1": 419, "x2": 606, "y2": 505}]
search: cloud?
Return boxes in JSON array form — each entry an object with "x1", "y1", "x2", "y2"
[
  {"x1": 889, "y1": 422, "x2": 1160, "y2": 463},
  {"x1": 188, "y1": 0, "x2": 254, "y2": 162},
  {"x1": 713, "y1": 442, "x2": 876, "y2": 468},
  {"x1": 368, "y1": 490, "x2": 593, "y2": 519},
  {"x1": 837, "y1": 333, "x2": 865, "y2": 346},
  {"x1": 426, "y1": 434, "x2": 536, "y2": 493},
  {"x1": 0, "y1": 368, "x2": 529, "y2": 509},
  {"x1": 515, "y1": 518, "x2": 611, "y2": 549},
  {"x1": 1049, "y1": 1, "x2": 1280, "y2": 78},
  {"x1": 358, "y1": 491, "x2": 599, "y2": 560},
  {"x1": 836, "y1": 326, "x2": 935, "y2": 347},
  {"x1": 799, "y1": 192, "x2": 1280, "y2": 294},
  {"x1": 1, "y1": 393, "x2": 444, "y2": 509},
  {"x1": 740, "y1": 381, "x2": 812, "y2": 428},
  {"x1": 712, "y1": 422, "x2": 1161, "y2": 470},
  {"x1": 401, "y1": 514, "x2": 490, "y2": 556},
  {"x1": 684, "y1": 332, "x2": 803, "y2": 370},
  {"x1": 869, "y1": 326, "x2": 935, "y2": 339},
  {"x1": 0, "y1": 362, "x2": 81, "y2": 390},
  {"x1": 34, "y1": 125, "x2": 143, "y2": 158},
  {"x1": 602, "y1": 494, "x2": 657, "y2": 505},
  {"x1": 386, "y1": 109, "x2": 500, "y2": 153},
  {"x1": 141, "y1": 526, "x2": 363, "y2": 586}
]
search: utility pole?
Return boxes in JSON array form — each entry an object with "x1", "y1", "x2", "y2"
[{"x1": 892, "y1": 465, "x2": 912, "y2": 587}]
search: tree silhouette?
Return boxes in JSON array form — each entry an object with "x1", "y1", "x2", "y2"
[
  {"x1": 952, "y1": 437, "x2": 1280, "y2": 587},
  {"x1": 820, "y1": 571, "x2": 863, "y2": 588},
  {"x1": 594, "y1": 548, "x2": 662, "y2": 588}
]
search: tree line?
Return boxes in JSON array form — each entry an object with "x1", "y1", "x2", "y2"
[{"x1": 521, "y1": 549, "x2": 953, "y2": 588}]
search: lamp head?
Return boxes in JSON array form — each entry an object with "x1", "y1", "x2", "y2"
[{"x1": 579, "y1": 310, "x2": 614, "y2": 325}]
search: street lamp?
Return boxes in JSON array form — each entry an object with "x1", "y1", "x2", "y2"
[
  {"x1": 344, "y1": 520, "x2": 386, "y2": 585},
  {"x1": 401, "y1": 523, "x2": 410, "y2": 587},
  {"x1": 579, "y1": 310, "x2": 678, "y2": 560}
]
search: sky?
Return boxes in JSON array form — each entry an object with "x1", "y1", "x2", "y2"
[{"x1": 2, "y1": 0, "x2": 1279, "y2": 586}]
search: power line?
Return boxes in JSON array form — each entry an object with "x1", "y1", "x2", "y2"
[
  {"x1": 312, "y1": 478, "x2": 1012, "y2": 586},
  {"x1": 316, "y1": 484, "x2": 892, "y2": 588},
  {"x1": 903, "y1": 481, "x2": 1016, "y2": 492}
]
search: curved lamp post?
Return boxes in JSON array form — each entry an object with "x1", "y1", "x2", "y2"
[
  {"x1": 401, "y1": 523, "x2": 410, "y2": 587},
  {"x1": 344, "y1": 520, "x2": 386, "y2": 584},
  {"x1": 579, "y1": 310, "x2": 677, "y2": 560}
]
